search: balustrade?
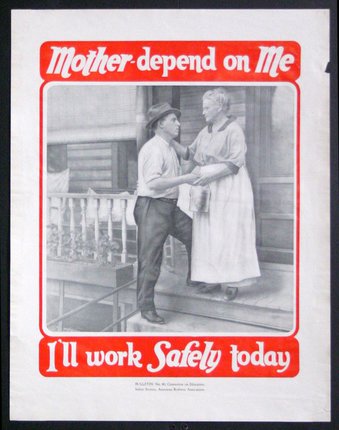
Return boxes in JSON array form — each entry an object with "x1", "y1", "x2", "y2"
[{"x1": 47, "y1": 192, "x2": 137, "y2": 264}]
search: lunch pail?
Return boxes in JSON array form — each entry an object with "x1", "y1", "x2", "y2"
[{"x1": 189, "y1": 185, "x2": 211, "y2": 213}]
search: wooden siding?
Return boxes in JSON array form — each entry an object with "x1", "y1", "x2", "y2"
[
  {"x1": 68, "y1": 142, "x2": 112, "y2": 192},
  {"x1": 67, "y1": 140, "x2": 137, "y2": 193}
]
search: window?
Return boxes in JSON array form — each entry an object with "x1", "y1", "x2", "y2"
[{"x1": 47, "y1": 144, "x2": 67, "y2": 173}]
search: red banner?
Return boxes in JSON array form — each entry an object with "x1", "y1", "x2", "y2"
[
  {"x1": 40, "y1": 40, "x2": 300, "y2": 379},
  {"x1": 40, "y1": 336, "x2": 299, "y2": 377},
  {"x1": 40, "y1": 41, "x2": 300, "y2": 82}
]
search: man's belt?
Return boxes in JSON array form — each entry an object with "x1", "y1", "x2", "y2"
[
  {"x1": 156, "y1": 197, "x2": 178, "y2": 204},
  {"x1": 137, "y1": 196, "x2": 178, "y2": 204}
]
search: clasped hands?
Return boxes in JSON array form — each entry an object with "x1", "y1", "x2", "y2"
[{"x1": 184, "y1": 168, "x2": 214, "y2": 186}]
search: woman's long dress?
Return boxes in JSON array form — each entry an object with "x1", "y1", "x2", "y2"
[{"x1": 189, "y1": 118, "x2": 260, "y2": 285}]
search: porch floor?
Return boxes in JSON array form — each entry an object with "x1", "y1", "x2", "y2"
[{"x1": 157, "y1": 252, "x2": 294, "y2": 314}]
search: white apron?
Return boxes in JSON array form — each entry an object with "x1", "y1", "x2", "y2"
[{"x1": 189, "y1": 119, "x2": 260, "y2": 285}]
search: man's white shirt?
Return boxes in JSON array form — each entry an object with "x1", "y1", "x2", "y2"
[{"x1": 137, "y1": 135, "x2": 181, "y2": 199}]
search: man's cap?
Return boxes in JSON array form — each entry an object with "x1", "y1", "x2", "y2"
[{"x1": 146, "y1": 102, "x2": 181, "y2": 129}]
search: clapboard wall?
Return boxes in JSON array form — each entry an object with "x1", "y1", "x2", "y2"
[{"x1": 66, "y1": 140, "x2": 137, "y2": 192}]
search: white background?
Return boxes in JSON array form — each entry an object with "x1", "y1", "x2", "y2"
[{"x1": 11, "y1": 9, "x2": 330, "y2": 421}]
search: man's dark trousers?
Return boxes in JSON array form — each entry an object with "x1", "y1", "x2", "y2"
[{"x1": 133, "y1": 196, "x2": 192, "y2": 312}]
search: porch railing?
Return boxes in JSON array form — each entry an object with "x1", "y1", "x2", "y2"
[
  {"x1": 47, "y1": 192, "x2": 137, "y2": 264},
  {"x1": 47, "y1": 276, "x2": 138, "y2": 332}
]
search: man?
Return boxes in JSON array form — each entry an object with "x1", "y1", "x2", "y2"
[{"x1": 133, "y1": 102, "x2": 199, "y2": 324}]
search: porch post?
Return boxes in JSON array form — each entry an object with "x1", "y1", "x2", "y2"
[
  {"x1": 171, "y1": 86, "x2": 181, "y2": 111},
  {"x1": 171, "y1": 86, "x2": 181, "y2": 143},
  {"x1": 136, "y1": 86, "x2": 150, "y2": 152}
]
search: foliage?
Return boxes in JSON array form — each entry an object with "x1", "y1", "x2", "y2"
[{"x1": 46, "y1": 223, "x2": 120, "y2": 266}]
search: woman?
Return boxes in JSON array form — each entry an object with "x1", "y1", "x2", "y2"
[{"x1": 174, "y1": 88, "x2": 260, "y2": 300}]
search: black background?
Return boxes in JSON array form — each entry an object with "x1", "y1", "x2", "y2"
[{"x1": 1, "y1": 1, "x2": 337, "y2": 429}]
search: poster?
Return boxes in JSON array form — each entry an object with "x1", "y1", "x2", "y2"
[{"x1": 10, "y1": 9, "x2": 330, "y2": 421}]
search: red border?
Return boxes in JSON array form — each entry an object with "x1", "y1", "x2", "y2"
[
  {"x1": 295, "y1": 82, "x2": 300, "y2": 336},
  {"x1": 38, "y1": 42, "x2": 301, "y2": 378}
]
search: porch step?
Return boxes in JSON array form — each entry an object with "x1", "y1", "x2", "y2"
[
  {"x1": 127, "y1": 310, "x2": 278, "y2": 333},
  {"x1": 120, "y1": 262, "x2": 295, "y2": 332},
  {"x1": 120, "y1": 285, "x2": 293, "y2": 333}
]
